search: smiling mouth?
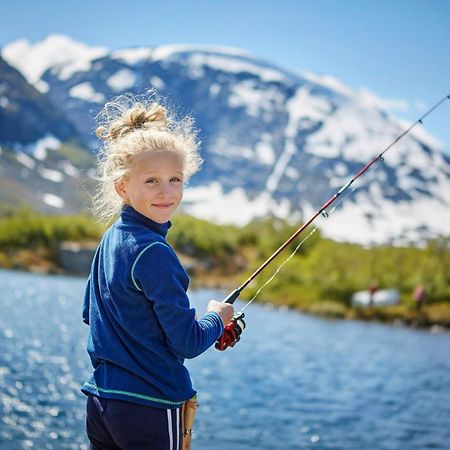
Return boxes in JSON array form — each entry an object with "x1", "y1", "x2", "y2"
[{"x1": 152, "y1": 203, "x2": 173, "y2": 209}]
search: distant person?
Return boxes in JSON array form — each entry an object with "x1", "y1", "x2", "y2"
[
  {"x1": 368, "y1": 280, "x2": 378, "y2": 307},
  {"x1": 413, "y1": 284, "x2": 426, "y2": 311},
  {"x1": 81, "y1": 92, "x2": 234, "y2": 450}
]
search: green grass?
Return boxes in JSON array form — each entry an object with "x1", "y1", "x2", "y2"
[{"x1": 0, "y1": 208, "x2": 104, "y2": 249}]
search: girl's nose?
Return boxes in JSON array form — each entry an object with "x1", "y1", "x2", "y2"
[{"x1": 156, "y1": 182, "x2": 171, "y2": 197}]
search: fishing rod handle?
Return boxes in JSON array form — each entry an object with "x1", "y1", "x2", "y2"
[{"x1": 223, "y1": 288, "x2": 241, "y2": 304}]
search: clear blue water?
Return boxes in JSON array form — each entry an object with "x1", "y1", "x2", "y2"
[{"x1": 0, "y1": 269, "x2": 449, "y2": 450}]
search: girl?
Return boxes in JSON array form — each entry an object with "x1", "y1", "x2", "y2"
[{"x1": 82, "y1": 93, "x2": 234, "y2": 450}]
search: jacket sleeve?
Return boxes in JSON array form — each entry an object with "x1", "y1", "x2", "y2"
[{"x1": 132, "y1": 243, "x2": 224, "y2": 359}]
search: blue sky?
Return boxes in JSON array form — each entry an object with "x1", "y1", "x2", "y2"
[{"x1": 1, "y1": 0, "x2": 449, "y2": 154}]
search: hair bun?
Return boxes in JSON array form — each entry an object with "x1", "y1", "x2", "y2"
[{"x1": 96, "y1": 101, "x2": 169, "y2": 142}]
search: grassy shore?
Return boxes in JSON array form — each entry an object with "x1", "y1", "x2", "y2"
[{"x1": 0, "y1": 209, "x2": 449, "y2": 330}]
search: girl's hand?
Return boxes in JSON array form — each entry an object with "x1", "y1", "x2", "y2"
[{"x1": 207, "y1": 300, "x2": 234, "y2": 326}]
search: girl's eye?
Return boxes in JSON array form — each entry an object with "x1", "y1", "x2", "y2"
[
  {"x1": 145, "y1": 178, "x2": 158, "y2": 184},
  {"x1": 170, "y1": 177, "x2": 183, "y2": 182}
]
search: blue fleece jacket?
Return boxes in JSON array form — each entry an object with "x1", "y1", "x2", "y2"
[{"x1": 81, "y1": 205, "x2": 224, "y2": 408}]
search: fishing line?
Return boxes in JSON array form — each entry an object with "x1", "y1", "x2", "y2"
[
  {"x1": 240, "y1": 228, "x2": 317, "y2": 312},
  {"x1": 240, "y1": 171, "x2": 364, "y2": 311}
]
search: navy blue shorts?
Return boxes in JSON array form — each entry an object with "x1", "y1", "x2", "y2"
[{"x1": 86, "y1": 394, "x2": 182, "y2": 450}]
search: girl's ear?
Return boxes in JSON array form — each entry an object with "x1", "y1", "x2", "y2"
[{"x1": 115, "y1": 180, "x2": 129, "y2": 202}]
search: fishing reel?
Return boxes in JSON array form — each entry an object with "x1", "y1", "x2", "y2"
[{"x1": 215, "y1": 312, "x2": 246, "y2": 351}]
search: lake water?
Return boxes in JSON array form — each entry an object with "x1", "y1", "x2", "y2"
[{"x1": 0, "y1": 269, "x2": 449, "y2": 449}]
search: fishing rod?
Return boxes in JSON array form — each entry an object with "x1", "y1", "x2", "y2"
[{"x1": 215, "y1": 93, "x2": 450, "y2": 351}]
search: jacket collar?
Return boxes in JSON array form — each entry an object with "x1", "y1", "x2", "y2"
[{"x1": 120, "y1": 205, "x2": 171, "y2": 237}]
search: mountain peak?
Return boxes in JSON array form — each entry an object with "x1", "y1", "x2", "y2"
[
  {"x1": 151, "y1": 43, "x2": 251, "y2": 59},
  {"x1": 2, "y1": 34, "x2": 107, "y2": 91}
]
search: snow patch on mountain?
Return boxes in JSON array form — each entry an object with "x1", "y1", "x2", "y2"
[
  {"x1": 183, "y1": 183, "x2": 292, "y2": 226},
  {"x1": 0, "y1": 96, "x2": 10, "y2": 108},
  {"x1": 13, "y1": 136, "x2": 62, "y2": 167},
  {"x1": 187, "y1": 53, "x2": 287, "y2": 82},
  {"x1": 229, "y1": 80, "x2": 284, "y2": 118},
  {"x1": 255, "y1": 134, "x2": 276, "y2": 165},
  {"x1": 33, "y1": 136, "x2": 61, "y2": 160},
  {"x1": 183, "y1": 178, "x2": 448, "y2": 247},
  {"x1": 107, "y1": 69, "x2": 137, "y2": 91},
  {"x1": 111, "y1": 47, "x2": 153, "y2": 65},
  {"x1": 305, "y1": 101, "x2": 394, "y2": 161},
  {"x1": 16, "y1": 152, "x2": 36, "y2": 170},
  {"x1": 356, "y1": 89, "x2": 410, "y2": 113},
  {"x1": 70, "y1": 82, "x2": 105, "y2": 103},
  {"x1": 9, "y1": 136, "x2": 60, "y2": 160},
  {"x1": 392, "y1": 117, "x2": 443, "y2": 150},
  {"x1": 302, "y1": 71, "x2": 354, "y2": 97},
  {"x1": 149, "y1": 76, "x2": 165, "y2": 90},
  {"x1": 209, "y1": 136, "x2": 254, "y2": 159},
  {"x1": 317, "y1": 192, "x2": 450, "y2": 245},
  {"x1": 2, "y1": 35, "x2": 107, "y2": 90},
  {"x1": 300, "y1": 73, "x2": 443, "y2": 156},
  {"x1": 266, "y1": 87, "x2": 306, "y2": 193},
  {"x1": 295, "y1": 86, "x2": 333, "y2": 123},
  {"x1": 151, "y1": 44, "x2": 249, "y2": 62},
  {"x1": 38, "y1": 167, "x2": 64, "y2": 183},
  {"x1": 43, "y1": 193, "x2": 65, "y2": 209}
]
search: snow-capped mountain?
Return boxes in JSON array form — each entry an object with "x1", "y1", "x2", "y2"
[{"x1": 1, "y1": 35, "x2": 449, "y2": 244}]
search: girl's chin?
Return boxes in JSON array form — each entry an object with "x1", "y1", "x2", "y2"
[{"x1": 147, "y1": 210, "x2": 173, "y2": 223}]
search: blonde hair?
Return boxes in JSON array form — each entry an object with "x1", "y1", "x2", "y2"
[{"x1": 92, "y1": 92, "x2": 202, "y2": 223}]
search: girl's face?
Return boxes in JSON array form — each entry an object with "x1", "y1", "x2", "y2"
[{"x1": 115, "y1": 150, "x2": 184, "y2": 223}]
